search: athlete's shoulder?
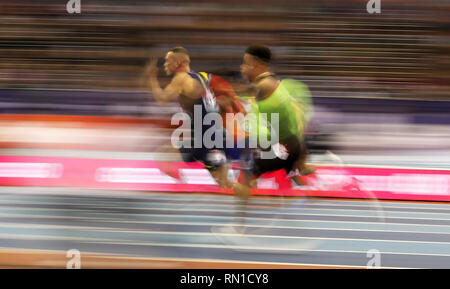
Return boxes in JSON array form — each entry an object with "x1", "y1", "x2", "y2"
[
  {"x1": 280, "y1": 78, "x2": 312, "y2": 110},
  {"x1": 171, "y1": 72, "x2": 196, "y2": 88},
  {"x1": 173, "y1": 71, "x2": 190, "y2": 81},
  {"x1": 280, "y1": 78, "x2": 310, "y2": 91},
  {"x1": 254, "y1": 77, "x2": 278, "y2": 100}
]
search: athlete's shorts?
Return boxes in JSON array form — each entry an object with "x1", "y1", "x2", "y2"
[
  {"x1": 241, "y1": 135, "x2": 304, "y2": 178},
  {"x1": 178, "y1": 146, "x2": 223, "y2": 171},
  {"x1": 177, "y1": 97, "x2": 247, "y2": 171},
  {"x1": 178, "y1": 134, "x2": 246, "y2": 171}
]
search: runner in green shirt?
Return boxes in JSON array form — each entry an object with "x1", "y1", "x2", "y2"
[{"x1": 234, "y1": 45, "x2": 314, "y2": 198}]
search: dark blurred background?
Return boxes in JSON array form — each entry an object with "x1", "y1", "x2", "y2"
[{"x1": 1, "y1": 1, "x2": 448, "y2": 94}]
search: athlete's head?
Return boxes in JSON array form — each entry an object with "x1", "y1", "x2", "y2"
[
  {"x1": 241, "y1": 45, "x2": 272, "y2": 81},
  {"x1": 164, "y1": 46, "x2": 191, "y2": 76}
]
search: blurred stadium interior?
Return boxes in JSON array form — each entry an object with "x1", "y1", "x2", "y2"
[
  {"x1": 1, "y1": 0, "x2": 448, "y2": 97},
  {"x1": 0, "y1": 0, "x2": 449, "y2": 157}
]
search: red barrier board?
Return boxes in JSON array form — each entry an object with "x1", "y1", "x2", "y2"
[{"x1": 0, "y1": 155, "x2": 449, "y2": 201}]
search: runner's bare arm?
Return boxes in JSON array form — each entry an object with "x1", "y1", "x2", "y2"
[
  {"x1": 145, "y1": 59, "x2": 183, "y2": 103},
  {"x1": 151, "y1": 74, "x2": 184, "y2": 103},
  {"x1": 254, "y1": 78, "x2": 277, "y2": 101}
]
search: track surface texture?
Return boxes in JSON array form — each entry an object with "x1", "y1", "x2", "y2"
[{"x1": 0, "y1": 188, "x2": 449, "y2": 269}]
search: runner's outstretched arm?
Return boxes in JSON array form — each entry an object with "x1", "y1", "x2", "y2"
[{"x1": 144, "y1": 59, "x2": 182, "y2": 104}]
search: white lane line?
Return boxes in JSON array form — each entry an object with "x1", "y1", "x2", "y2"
[
  {"x1": 0, "y1": 214, "x2": 442, "y2": 235},
  {"x1": 0, "y1": 227, "x2": 450, "y2": 257},
  {"x1": 0, "y1": 199, "x2": 387, "y2": 214},
  {"x1": 0, "y1": 187, "x2": 446, "y2": 211},
  {"x1": 0, "y1": 209, "x2": 448, "y2": 230},
  {"x1": 0, "y1": 220, "x2": 448, "y2": 236},
  {"x1": 0, "y1": 204, "x2": 436, "y2": 232},
  {"x1": 0, "y1": 200, "x2": 388, "y2": 215},
  {"x1": 5, "y1": 234, "x2": 449, "y2": 259},
  {"x1": 0, "y1": 186, "x2": 447, "y2": 208},
  {"x1": 3, "y1": 223, "x2": 450, "y2": 247},
  {"x1": 1, "y1": 194, "x2": 448, "y2": 212},
  {"x1": 0, "y1": 222, "x2": 125, "y2": 231},
  {"x1": 5, "y1": 200, "x2": 449, "y2": 221},
  {"x1": 0, "y1": 233, "x2": 117, "y2": 242},
  {"x1": 0, "y1": 216, "x2": 441, "y2": 237},
  {"x1": 4, "y1": 204, "x2": 450, "y2": 222}
]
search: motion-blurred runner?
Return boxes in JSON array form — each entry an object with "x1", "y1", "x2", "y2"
[
  {"x1": 144, "y1": 46, "x2": 246, "y2": 188},
  {"x1": 232, "y1": 45, "x2": 315, "y2": 228}
]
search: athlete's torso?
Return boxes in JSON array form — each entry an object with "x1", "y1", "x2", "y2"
[
  {"x1": 253, "y1": 78, "x2": 300, "y2": 142},
  {"x1": 176, "y1": 72, "x2": 205, "y2": 115}
]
